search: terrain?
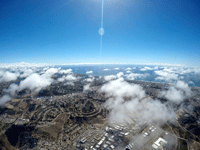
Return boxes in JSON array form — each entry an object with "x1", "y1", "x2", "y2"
[{"x1": 0, "y1": 74, "x2": 200, "y2": 150}]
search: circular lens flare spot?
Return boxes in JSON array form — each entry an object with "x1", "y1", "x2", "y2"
[{"x1": 99, "y1": 28, "x2": 105, "y2": 36}]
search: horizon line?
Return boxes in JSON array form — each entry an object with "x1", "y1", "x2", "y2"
[{"x1": 0, "y1": 62, "x2": 200, "y2": 68}]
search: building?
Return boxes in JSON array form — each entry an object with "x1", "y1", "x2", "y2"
[{"x1": 152, "y1": 137, "x2": 167, "y2": 150}]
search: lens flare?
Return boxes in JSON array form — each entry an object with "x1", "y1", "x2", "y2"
[{"x1": 99, "y1": 28, "x2": 105, "y2": 36}]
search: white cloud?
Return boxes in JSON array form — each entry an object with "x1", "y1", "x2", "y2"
[
  {"x1": 125, "y1": 67, "x2": 132, "y2": 71},
  {"x1": 20, "y1": 69, "x2": 33, "y2": 78},
  {"x1": 86, "y1": 71, "x2": 93, "y2": 74},
  {"x1": 188, "y1": 81, "x2": 194, "y2": 85},
  {"x1": 0, "y1": 95, "x2": 12, "y2": 106},
  {"x1": 155, "y1": 70, "x2": 179, "y2": 81},
  {"x1": 116, "y1": 72, "x2": 124, "y2": 78},
  {"x1": 104, "y1": 75, "x2": 117, "y2": 81},
  {"x1": 43, "y1": 67, "x2": 50, "y2": 71},
  {"x1": 59, "y1": 69, "x2": 72, "y2": 74},
  {"x1": 84, "y1": 77, "x2": 94, "y2": 82},
  {"x1": 64, "y1": 82, "x2": 75, "y2": 86},
  {"x1": 161, "y1": 66, "x2": 200, "y2": 75},
  {"x1": 83, "y1": 84, "x2": 90, "y2": 91},
  {"x1": 44, "y1": 68, "x2": 59, "y2": 77},
  {"x1": 19, "y1": 73, "x2": 52, "y2": 93},
  {"x1": 103, "y1": 68, "x2": 110, "y2": 71},
  {"x1": 176, "y1": 80, "x2": 191, "y2": 97},
  {"x1": 4, "y1": 83, "x2": 19, "y2": 96},
  {"x1": 0, "y1": 71, "x2": 19, "y2": 82},
  {"x1": 140, "y1": 66, "x2": 154, "y2": 71},
  {"x1": 57, "y1": 74, "x2": 77, "y2": 82},
  {"x1": 0, "y1": 62, "x2": 51, "y2": 69},
  {"x1": 104, "y1": 72, "x2": 124, "y2": 81},
  {"x1": 114, "y1": 68, "x2": 120, "y2": 70},
  {"x1": 126, "y1": 71, "x2": 131, "y2": 73},
  {"x1": 159, "y1": 81, "x2": 192, "y2": 104},
  {"x1": 0, "y1": 70, "x2": 4, "y2": 77},
  {"x1": 159, "y1": 87, "x2": 184, "y2": 104},
  {"x1": 125, "y1": 73, "x2": 149, "y2": 80},
  {"x1": 100, "y1": 78, "x2": 145, "y2": 99},
  {"x1": 4, "y1": 67, "x2": 59, "y2": 95},
  {"x1": 101, "y1": 78, "x2": 175, "y2": 125}
]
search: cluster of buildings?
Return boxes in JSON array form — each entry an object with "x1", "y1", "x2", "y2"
[{"x1": 1, "y1": 74, "x2": 200, "y2": 150}]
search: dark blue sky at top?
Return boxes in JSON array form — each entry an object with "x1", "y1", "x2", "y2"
[{"x1": 0, "y1": 0, "x2": 200, "y2": 65}]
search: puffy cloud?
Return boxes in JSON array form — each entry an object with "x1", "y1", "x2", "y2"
[
  {"x1": 83, "y1": 84, "x2": 90, "y2": 91},
  {"x1": 86, "y1": 71, "x2": 93, "y2": 74},
  {"x1": 140, "y1": 66, "x2": 154, "y2": 71},
  {"x1": 106, "y1": 97, "x2": 175, "y2": 125},
  {"x1": 63, "y1": 82, "x2": 75, "y2": 86},
  {"x1": 162, "y1": 67, "x2": 175, "y2": 73},
  {"x1": 19, "y1": 73, "x2": 52, "y2": 93},
  {"x1": 159, "y1": 87, "x2": 184, "y2": 104},
  {"x1": 0, "y1": 95, "x2": 12, "y2": 106},
  {"x1": 4, "y1": 67, "x2": 59, "y2": 95},
  {"x1": 58, "y1": 74, "x2": 77, "y2": 82},
  {"x1": 84, "y1": 77, "x2": 94, "y2": 82},
  {"x1": 104, "y1": 75, "x2": 117, "y2": 81},
  {"x1": 126, "y1": 71, "x2": 131, "y2": 73},
  {"x1": 0, "y1": 70, "x2": 4, "y2": 77},
  {"x1": 161, "y1": 66, "x2": 200, "y2": 75},
  {"x1": 43, "y1": 67, "x2": 50, "y2": 71},
  {"x1": 155, "y1": 70, "x2": 179, "y2": 81},
  {"x1": 44, "y1": 68, "x2": 59, "y2": 77},
  {"x1": 103, "y1": 68, "x2": 110, "y2": 71},
  {"x1": 101, "y1": 78, "x2": 175, "y2": 125},
  {"x1": 188, "y1": 81, "x2": 195, "y2": 86},
  {"x1": 125, "y1": 67, "x2": 131, "y2": 71},
  {"x1": 0, "y1": 71, "x2": 19, "y2": 82},
  {"x1": 104, "y1": 72, "x2": 124, "y2": 81},
  {"x1": 159, "y1": 81, "x2": 192, "y2": 104},
  {"x1": 20, "y1": 69, "x2": 33, "y2": 78},
  {"x1": 176, "y1": 80, "x2": 191, "y2": 97},
  {"x1": 4, "y1": 83, "x2": 19, "y2": 96},
  {"x1": 116, "y1": 72, "x2": 124, "y2": 78},
  {"x1": 100, "y1": 78, "x2": 145, "y2": 99},
  {"x1": 114, "y1": 68, "x2": 120, "y2": 70},
  {"x1": 125, "y1": 73, "x2": 149, "y2": 80},
  {"x1": 59, "y1": 69, "x2": 72, "y2": 74}
]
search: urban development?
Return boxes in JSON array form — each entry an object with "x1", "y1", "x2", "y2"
[{"x1": 0, "y1": 72, "x2": 200, "y2": 150}]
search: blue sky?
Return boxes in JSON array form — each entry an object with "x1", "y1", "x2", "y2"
[{"x1": 0, "y1": 0, "x2": 200, "y2": 66}]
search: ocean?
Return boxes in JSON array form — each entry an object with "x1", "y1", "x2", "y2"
[{"x1": 55, "y1": 64, "x2": 200, "y2": 87}]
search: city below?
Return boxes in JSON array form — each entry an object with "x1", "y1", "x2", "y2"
[{"x1": 0, "y1": 73, "x2": 200, "y2": 150}]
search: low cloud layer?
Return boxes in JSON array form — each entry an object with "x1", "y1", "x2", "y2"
[
  {"x1": 0, "y1": 65, "x2": 80, "y2": 106},
  {"x1": 100, "y1": 78, "x2": 176, "y2": 126},
  {"x1": 155, "y1": 70, "x2": 179, "y2": 81},
  {"x1": 59, "y1": 69, "x2": 72, "y2": 74},
  {"x1": 104, "y1": 72, "x2": 124, "y2": 81},
  {"x1": 5, "y1": 68, "x2": 59, "y2": 95},
  {"x1": 159, "y1": 81, "x2": 192, "y2": 104},
  {"x1": 83, "y1": 84, "x2": 90, "y2": 91},
  {"x1": 125, "y1": 67, "x2": 132, "y2": 71},
  {"x1": 86, "y1": 71, "x2": 93, "y2": 74},
  {"x1": 125, "y1": 73, "x2": 149, "y2": 80},
  {"x1": 0, "y1": 71, "x2": 19, "y2": 82},
  {"x1": 58, "y1": 74, "x2": 77, "y2": 82},
  {"x1": 0, "y1": 95, "x2": 12, "y2": 106},
  {"x1": 84, "y1": 76, "x2": 95, "y2": 82},
  {"x1": 140, "y1": 66, "x2": 154, "y2": 71}
]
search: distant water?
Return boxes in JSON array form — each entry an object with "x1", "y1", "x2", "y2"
[{"x1": 56, "y1": 64, "x2": 200, "y2": 87}]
